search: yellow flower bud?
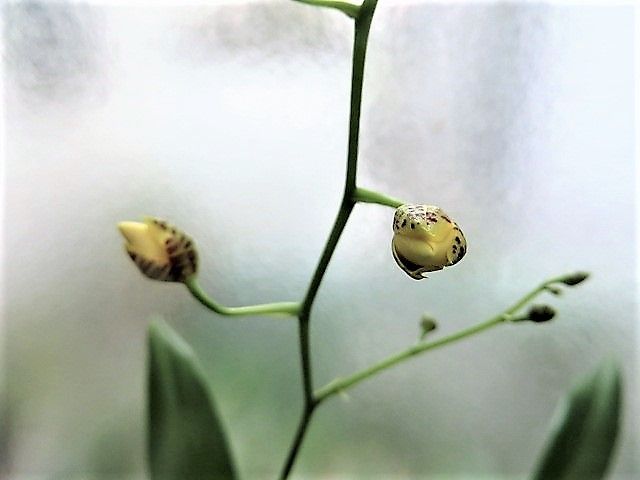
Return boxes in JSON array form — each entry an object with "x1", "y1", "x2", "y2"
[
  {"x1": 392, "y1": 204, "x2": 467, "y2": 280},
  {"x1": 117, "y1": 217, "x2": 197, "y2": 283}
]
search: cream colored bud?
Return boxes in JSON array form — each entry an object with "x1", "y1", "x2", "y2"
[
  {"x1": 391, "y1": 204, "x2": 467, "y2": 280},
  {"x1": 117, "y1": 217, "x2": 197, "y2": 283}
]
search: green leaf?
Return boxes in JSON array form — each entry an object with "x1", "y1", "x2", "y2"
[
  {"x1": 532, "y1": 360, "x2": 622, "y2": 480},
  {"x1": 147, "y1": 319, "x2": 237, "y2": 480}
]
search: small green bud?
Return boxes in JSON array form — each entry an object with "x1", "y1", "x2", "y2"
[
  {"x1": 420, "y1": 315, "x2": 438, "y2": 340},
  {"x1": 527, "y1": 304, "x2": 556, "y2": 323},
  {"x1": 558, "y1": 271, "x2": 590, "y2": 286},
  {"x1": 544, "y1": 285, "x2": 563, "y2": 296}
]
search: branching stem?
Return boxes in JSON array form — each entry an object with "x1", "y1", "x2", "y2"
[
  {"x1": 242, "y1": 1, "x2": 590, "y2": 478},
  {"x1": 279, "y1": 1, "x2": 379, "y2": 478},
  {"x1": 315, "y1": 316, "x2": 505, "y2": 401},
  {"x1": 314, "y1": 275, "x2": 570, "y2": 402}
]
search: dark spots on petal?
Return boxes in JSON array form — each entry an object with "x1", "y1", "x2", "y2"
[{"x1": 455, "y1": 236, "x2": 461, "y2": 244}]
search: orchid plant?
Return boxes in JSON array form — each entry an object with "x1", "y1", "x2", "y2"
[{"x1": 117, "y1": 1, "x2": 622, "y2": 479}]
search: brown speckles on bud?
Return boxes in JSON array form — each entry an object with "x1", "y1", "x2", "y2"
[
  {"x1": 118, "y1": 217, "x2": 197, "y2": 283},
  {"x1": 392, "y1": 204, "x2": 467, "y2": 280}
]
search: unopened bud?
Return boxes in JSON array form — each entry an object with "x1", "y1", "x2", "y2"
[
  {"x1": 392, "y1": 204, "x2": 467, "y2": 280},
  {"x1": 527, "y1": 304, "x2": 556, "y2": 323},
  {"x1": 558, "y1": 271, "x2": 590, "y2": 286},
  {"x1": 118, "y1": 217, "x2": 197, "y2": 283},
  {"x1": 420, "y1": 315, "x2": 438, "y2": 339},
  {"x1": 544, "y1": 285, "x2": 563, "y2": 296}
]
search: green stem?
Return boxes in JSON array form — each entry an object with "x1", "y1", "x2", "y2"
[
  {"x1": 298, "y1": 200, "x2": 353, "y2": 402},
  {"x1": 185, "y1": 276, "x2": 300, "y2": 317},
  {"x1": 292, "y1": 0, "x2": 360, "y2": 18},
  {"x1": 315, "y1": 316, "x2": 505, "y2": 402},
  {"x1": 503, "y1": 275, "x2": 569, "y2": 315},
  {"x1": 296, "y1": 0, "x2": 378, "y2": 405},
  {"x1": 314, "y1": 276, "x2": 563, "y2": 402},
  {"x1": 345, "y1": 2, "x2": 377, "y2": 192},
  {"x1": 277, "y1": 403, "x2": 317, "y2": 480},
  {"x1": 354, "y1": 187, "x2": 405, "y2": 208},
  {"x1": 279, "y1": 1, "x2": 379, "y2": 478}
]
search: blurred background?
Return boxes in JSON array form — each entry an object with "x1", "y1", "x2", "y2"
[{"x1": 2, "y1": 0, "x2": 637, "y2": 478}]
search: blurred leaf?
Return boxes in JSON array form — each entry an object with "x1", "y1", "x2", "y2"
[
  {"x1": 532, "y1": 360, "x2": 622, "y2": 480},
  {"x1": 148, "y1": 319, "x2": 236, "y2": 480}
]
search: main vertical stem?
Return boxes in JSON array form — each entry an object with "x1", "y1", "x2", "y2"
[
  {"x1": 277, "y1": 402, "x2": 316, "y2": 479},
  {"x1": 279, "y1": 2, "x2": 378, "y2": 478},
  {"x1": 344, "y1": 0, "x2": 376, "y2": 193}
]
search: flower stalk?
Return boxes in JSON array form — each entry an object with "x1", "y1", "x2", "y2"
[
  {"x1": 292, "y1": 0, "x2": 360, "y2": 18},
  {"x1": 315, "y1": 315, "x2": 506, "y2": 402},
  {"x1": 279, "y1": 1, "x2": 379, "y2": 478},
  {"x1": 314, "y1": 274, "x2": 587, "y2": 403},
  {"x1": 184, "y1": 276, "x2": 300, "y2": 317},
  {"x1": 353, "y1": 187, "x2": 405, "y2": 208}
]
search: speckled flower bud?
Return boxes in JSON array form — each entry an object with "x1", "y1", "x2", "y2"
[
  {"x1": 118, "y1": 217, "x2": 197, "y2": 283},
  {"x1": 392, "y1": 204, "x2": 467, "y2": 280}
]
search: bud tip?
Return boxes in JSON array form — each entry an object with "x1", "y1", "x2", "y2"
[{"x1": 559, "y1": 271, "x2": 590, "y2": 286}]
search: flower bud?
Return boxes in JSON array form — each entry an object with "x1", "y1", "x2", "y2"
[
  {"x1": 527, "y1": 304, "x2": 556, "y2": 323},
  {"x1": 544, "y1": 285, "x2": 563, "y2": 296},
  {"x1": 420, "y1": 315, "x2": 438, "y2": 340},
  {"x1": 392, "y1": 204, "x2": 467, "y2": 280},
  {"x1": 118, "y1": 217, "x2": 197, "y2": 283},
  {"x1": 558, "y1": 271, "x2": 590, "y2": 286}
]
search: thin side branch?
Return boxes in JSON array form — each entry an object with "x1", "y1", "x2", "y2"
[
  {"x1": 314, "y1": 274, "x2": 583, "y2": 402},
  {"x1": 354, "y1": 187, "x2": 405, "y2": 208},
  {"x1": 292, "y1": 0, "x2": 360, "y2": 18},
  {"x1": 185, "y1": 276, "x2": 300, "y2": 317}
]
